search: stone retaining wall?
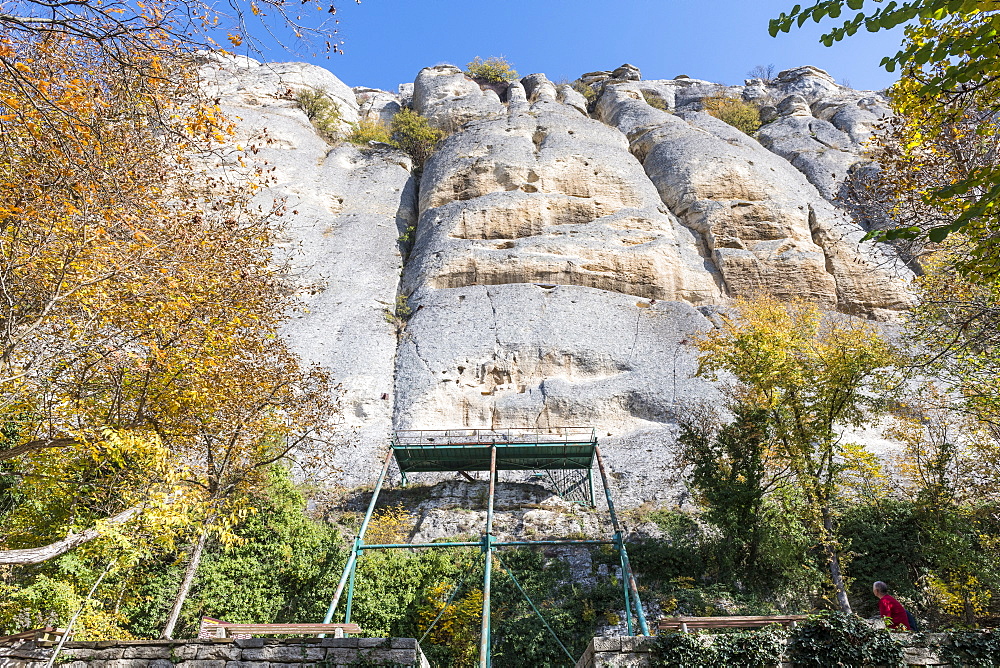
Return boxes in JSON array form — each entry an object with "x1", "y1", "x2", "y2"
[
  {"x1": 0, "y1": 637, "x2": 429, "y2": 668},
  {"x1": 576, "y1": 634, "x2": 954, "y2": 667}
]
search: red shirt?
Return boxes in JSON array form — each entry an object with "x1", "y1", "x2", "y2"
[{"x1": 878, "y1": 594, "x2": 910, "y2": 630}]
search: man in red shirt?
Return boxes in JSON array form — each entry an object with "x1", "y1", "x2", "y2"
[{"x1": 874, "y1": 581, "x2": 911, "y2": 631}]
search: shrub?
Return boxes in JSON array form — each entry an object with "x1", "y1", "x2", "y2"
[
  {"x1": 389, "y1": 108, "x2": 443, "y2": 168},
  {"x1": 572, "y1": 80, "x2": 598, "y2": 105},
  {"x1": 465, "y1": 56, "x2": 518, "y2": 83},
  {"x1": 651, "y1": 627, "x2": 786, "y2": 668},
  {"x1": 295, "y1": 88, "x2": 341, "y2": 140},
  {"x1": 642, "y1": 91, "x2": 670, "y2": 111},
  {"x1": 651, "y1": 632, "x2": 709, "y2": 667},
  {"x1": 941, "y1": 629, "x2": 1000, "y2": 667},
  {"x1": 347, "y1": 118, "x2": 392, "y2": 146},
  {"x1": 747, "y1": 64, "x2": 777, "y2": 84},
  {"x1": 701, "y1": 94, "x2": 761, "y2": 135},
  {"x1": 786, "y1": 611, "x2": 904, "y2": 667}
]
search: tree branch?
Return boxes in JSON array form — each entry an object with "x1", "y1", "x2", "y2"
[
  {"x1": 0, "y1": 505, "x2": 140, "y2": 565},
  {"x1": 0, "y1": 437, "x2": 78, "y2": 462}
]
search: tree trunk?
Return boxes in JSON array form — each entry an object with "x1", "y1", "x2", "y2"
[
  {"x1": 161, "y1": 528, "x2": 209, "y2": 639},
  {"x1": 0, "y1": 506, "x2": 140, "y2": 565},
  {"x1": 962, "y1": 590, "x2": 977, "y2": 627},
  {"x1": 822, "y1": 506, "x2": 853, "y2": 614}
]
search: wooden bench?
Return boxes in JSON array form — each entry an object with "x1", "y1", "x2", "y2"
[
  {"x1": 658, "y1": 615, "x2": 809, "y2": 633},
  {"x1": 0, "y1": 627, "x2": 67, "y2": 647},
  {"x1": 198, "y1": 618, "x2": 362, "y2": 639}
]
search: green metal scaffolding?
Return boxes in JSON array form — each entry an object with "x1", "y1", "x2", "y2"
[{"x1": 321, "y1": 427, "x2": 650, "y2": 667}]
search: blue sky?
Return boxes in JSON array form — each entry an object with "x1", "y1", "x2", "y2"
[{"x1": 241, "y1": 0, "x2": 909, "y2": 93}]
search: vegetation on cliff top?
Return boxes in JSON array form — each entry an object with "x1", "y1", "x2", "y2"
[{"x1": 465, "y1": 56, "x2": 519, "y2": 83}]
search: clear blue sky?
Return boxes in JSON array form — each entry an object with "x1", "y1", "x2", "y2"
[{"x1": 242, "y1": 0, "x2": 908, "y2": 93}]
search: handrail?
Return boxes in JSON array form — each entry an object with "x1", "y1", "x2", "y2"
[{"x1": 392, "y1": 427, "x2": 596, "y2": 448}]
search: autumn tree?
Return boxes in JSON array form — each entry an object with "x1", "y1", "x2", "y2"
[
  {"x1": 695, "y1": 297, "x2": 900, "y2": 613},
  {"x1": 0, "y1": 0, "x2": 349, "y2": 69},
  {"x1": 157, "y1": 335, "x2": 334, "y2": 637},
  {"x1": 0, "y1": 0, "x2": 355, "y2": 640},
  {"x1": 881, "y1": 382, "x2": 1000, "y2": 625},
  {"x1": 0, "y1": 0, "x2": 337, "y2": 599}
]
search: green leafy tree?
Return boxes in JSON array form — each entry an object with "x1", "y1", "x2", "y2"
[
  {"x1": 0, "y1": 466, "x2": 344, "y2": 639},
  {"x1": 679, "y1": 406, "x2": 788, "y2": 583},
  {"x1": 154, "y1": 467, "x2": 345, "y2": 635},
  {"x1": 770, "y1": 2, "x2": 1000, "y2": 276},
  {"x1": 695, "y1": 296, "x2": 900, "y2": 613}
]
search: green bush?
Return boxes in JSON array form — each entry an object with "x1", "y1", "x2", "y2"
[
  {"x1": 941, "y1": 629, "x2": 1000, "y2": 667},
  {"x1": 651, "y1": 632, "x2": 709, "y2": 667},
  {"x1": 651, "y1": 627, "x2": 786, "y2": 668},
  {"x1": 571, "y1": 80, "x2": 598, "y2": 105},
  {"x1": 786, "y1": 611, "x2": 904, "y2": 667},
  {"x1": 389, "y1": 108, "x2": 443, "y2": 168},
  {"x1": 629, "y1": 512, "x2": 708, "y2": 585},
  {"x1": 347, "y1": 118, "x2": 392, "y2": 146},
  {"x1": 642, "y1": 91, "x2": 670, "y2": 111},
  {"x1": 122, "y1": 467, "x2": 346, "y2": 638},
  {"x1": 489, "y1": 548, "x2": 621, "y2": 667},
  {"x1": 295, "y1": 88, "x2": 342, "y2": 140},
  {"x1": 465, "y1": 56, "x2": 518, "y2": 83},
  {"x1": 701, "y1": 94, "x2": 761, "y2": 135}
]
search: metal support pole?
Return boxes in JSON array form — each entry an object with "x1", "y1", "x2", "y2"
[
  {"x1": 357, "y1": 539, "x2": 610, "y2": 550},
  {"x1": 616, "y1": 532, "x2": 633, "y2": 636},
  {"x1": 344, "y1": 545, "x2": 359, "y2": 624},
  {"x1": 479, "y1": 446, "x2": 497, "y2": 668},
  {"x1": 594, "y1": 444, "x2": 650, "y2": 637},
  {"x1": 588, "y1": 466, "x2": 596, "y2": 508},
  {"x1": 323, "y1": 449, "x2": 394, "y2": 625}
]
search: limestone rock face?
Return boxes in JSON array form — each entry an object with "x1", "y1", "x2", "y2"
[
  {"x1": 355, "y1": 86, "x2": 401, "y2": 125},
  {"x1": 198, "y1": 52, "x2": 360, "y2": 130},
  {"x1": 557, "y1": 84, "x2": 589, "y2": 115},
  {"x1": 612, "y1": 63, "x2": 642, "y2": 81},
  {"x1": 202, "y1": 56, "x2": 416, "y2": 485},
  {"x1": 205, "y1": 58, "x2": 914, "y2": 497},
  {"x1": 393, "y1": 285, "x2": 717, "y2": 505},
  {"x1": 406, "y1": 97, "x2": 721, "y2": 304},
  {"x1": 412, "y1": 64, "x2": 505, "y2": 131},
  {"x1": 521, "y1": 73, "x2": 558, "y2": 102},
  {"x1": 579, "y1": 66, "x2": 890, "y2": 205},
  {"x1": 596, "y1": 84, "x2": 911, "y2": 315},
  {"x1": 757, "y1": 94, "x2": 889, "y2": 201},
  {"x1": 772, "y1": 65, "x2": 842, "y2": 100},
  {"x1": 757, "y1": 105, "x2": 859, "y2": 201}
]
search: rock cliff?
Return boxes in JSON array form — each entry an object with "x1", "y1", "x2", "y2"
[{"x1": 198, "y1": 55, "x2": 911, "y2": 503}]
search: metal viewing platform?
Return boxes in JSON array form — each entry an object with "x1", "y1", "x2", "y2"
[
  {"x1": 321, "y1": 427, "x2": 650, "y2": 667},
  {"x1": 391, "y1": 427, "x2": 597, "y2": 473}
]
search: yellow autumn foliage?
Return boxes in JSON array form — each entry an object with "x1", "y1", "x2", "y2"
[
  {"x1": 417, "y1": 582, "x2": 483, "y2": 666},
  {"x1": 0, "y1": 27, "x2": 335, "y2": 566},
  {"x1": 364, "y1": 505, "x2": 415, "y2": 545}
]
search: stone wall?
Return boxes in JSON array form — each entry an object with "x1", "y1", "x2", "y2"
[
  {"x1": 576, "y1": 634, "x2": 956, "y2": 667},
  {"x1": 0, "y1": 637, "x2": 429, "y2": 668}
]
